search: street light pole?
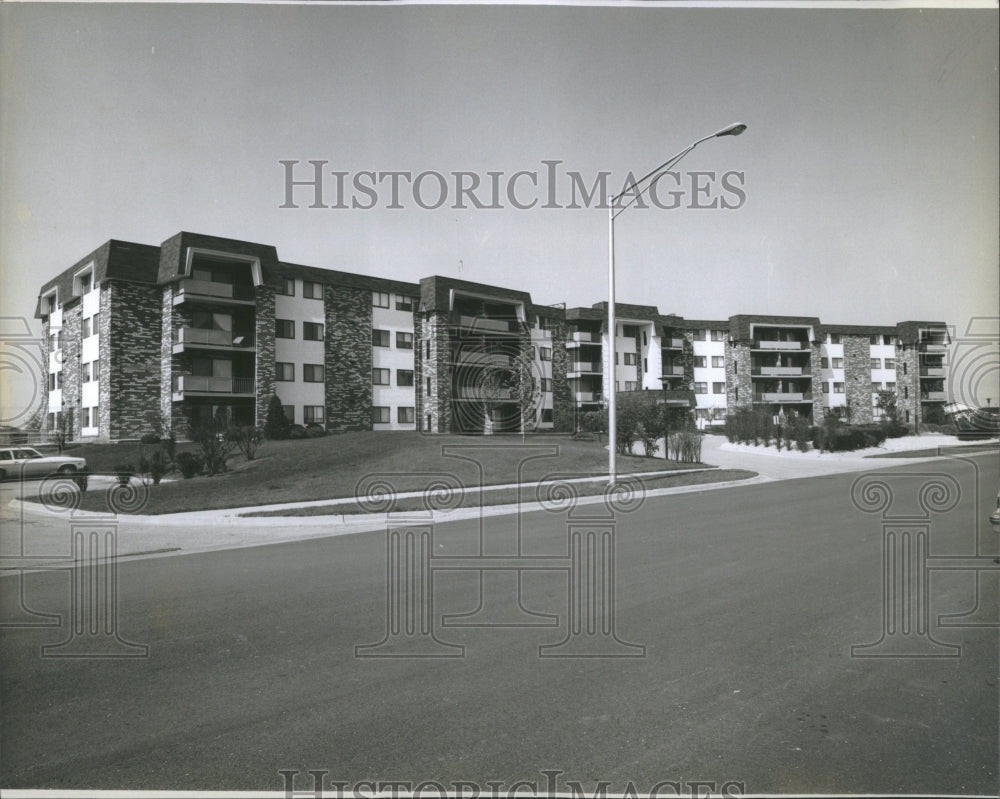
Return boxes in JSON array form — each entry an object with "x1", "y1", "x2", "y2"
[{"x1": 606, "y1": 122, "x2": 747, "y2": 486}]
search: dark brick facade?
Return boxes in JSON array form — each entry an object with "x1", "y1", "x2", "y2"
[
  {"x1": 325, "y1": 285, "x2": 372, "y2": 431},
  {"x1": 61, "y1": 304, "x2": 82, "y2": 439},
  {"x1": 420, "y1": 312, "x2": 452, "y2": 433},
  {"x1": 106, "y1": 281, "x2": 162, "y2": 439},
  {"x1": 726, "y1": 343, "x2": 752, "y2": 410},
  {"x1": 549, "y1": 320, "x2": 574, "y2": 432},
  {"x1": 843, "y1": 335, "x2": 874, "y2": 424},
  {"x1": 895, "y1": 343, "x2": 921, "y2": 429},
  {"x1": 254, "y1": 286, "x2": 275, "y2": 426}
]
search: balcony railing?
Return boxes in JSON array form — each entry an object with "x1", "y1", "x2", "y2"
[
  {"x1": 175, "y1": 278, "x2": 256, "y2": 303},
  {"x1": 753, "y1": 340, "x2": 808, "y2": 351},
  {"x1": 173, "y1": 375, "x2": 255, "y2": 396},
  {"x1": 574, "y1": 391, "x2": 602, "y2": 403},
  {"x1": 569, "y1": 331, "x2": 600, "y2": 343},
  {"x1": 457, "y1": 315, "x2": 519, "y2": 334},
  {"x1": 174, "y1": 327, "x2": 255, "y2": 350},
  {"x1": 754, "y1": 391, "x2": 812, "y2": 402},
  {"x1": 662, "y1": 337, "x2": 684, "y2": 349},
  {"x1": 453, "y1": 386, "x2": 516, "y2": 400},
  {"x1": 661, "y1": 365, "x2": 684, "y2": 376},
  {"x1": 568, "y1": 361, "x2": 603, "y2": 373},
  {"x1": 919, "y1": 367, "x2": 946, "y2": 377},
  {"x1": 754, "y1": 366, "x2": 810, "y2": 376},
  {"x1": 921, "y1": 391, "x2": 947, "y2": 402},
  {"x1": 455, "y1": 352, "x2": 513, "y2": 368}
]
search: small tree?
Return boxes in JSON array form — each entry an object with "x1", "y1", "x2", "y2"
[
  {"x1": 191, "y1": 421, "x2": 235, "y2": 475},
  {"x1": 264, "y1": 394, "x2": 291, "y2": 440},
  {"x1": 54, "y1": 408, "x2": 74, "y2": 453},
  {"x1": 226, "y1": 425, "x2": 264, "y2": 461}
]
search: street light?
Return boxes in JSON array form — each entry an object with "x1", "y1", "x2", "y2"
[{"x1": 607, "y1": 122, "x2": 747, "y2": 485}]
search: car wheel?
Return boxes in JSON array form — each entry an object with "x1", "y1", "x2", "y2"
[
  {"x1": 58, "y1": 464, "x2": 77, "y2": 474},
  {"x1": 0, "y1": 468, "x2": 6, "y2": 481}
]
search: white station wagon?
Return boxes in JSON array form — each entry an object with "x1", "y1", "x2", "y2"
[{"x1": 0, "y1": 447, "x2": 87, "y2": 481}]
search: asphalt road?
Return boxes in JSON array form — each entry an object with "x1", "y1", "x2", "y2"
[{"x1": 1, "y1": 453, "x2": 997, "y2": 794}]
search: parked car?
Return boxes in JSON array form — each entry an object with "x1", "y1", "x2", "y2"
[{"x1": 0, "y1": 447, "x2": 87, "y2": 481}]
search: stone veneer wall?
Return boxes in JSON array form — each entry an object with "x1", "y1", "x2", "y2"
[
  {"x1": 895, "y1": 343, "x2": 921, "y2": 430},
  {"x1": 61, "y1": 304, "x2": 82, "y2": 439},
  {"x1": 549, "y1": 320, "x2": 574, "y2": 432},
  {"x1": 681, "y1": 333, "x2": 696, "y2": 391},
  {"x1": 843, "y1": 335, "x2": 873, "y2": 424},
  {"x1": 105, "y1": 281, "x2": 162, "y2": 440},
  {"x1": 325, "y1": 285, "x2": 372, "y2": 430},
  {"x1": 254, "y1": 286, "x2": 275, "y2": 427},
  {"x1": 421, "y1": 312, "x2": 452, "y2": 433},
  {"x1": 810, "y1": 340, "x2": 825, "y2": 421},
  {"x1": 725, "y1": 342, "x2": 752, "y2": 410}
]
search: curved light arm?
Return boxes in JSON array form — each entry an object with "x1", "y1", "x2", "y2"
[{"x1": 610, "y1": 122, "x2": 747, "y2": 220}]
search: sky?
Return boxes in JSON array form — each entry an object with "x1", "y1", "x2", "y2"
[{"x1": 1, "y1": 1, "x2": 998, "y2": 421}]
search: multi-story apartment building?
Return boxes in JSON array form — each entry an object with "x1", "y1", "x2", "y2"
[{"x1": 34, "y1": 232, "x2": 951, "y2": 440}]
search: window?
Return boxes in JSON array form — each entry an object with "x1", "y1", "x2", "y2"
[
  {"x1": 694, "y1": 382, "x2": 707, "y2": 394},
  {"x1": 833, "y1": 382, "x2": 845, "y2": 394},
  {"x1": 279, "y1": 278, "x2": 295, "y2": 296},
  {"x1": 643, "y1": 357, "x2": 648, "y2": 373},
  {"x1": 56, "y1": 372, "x2": 63, "y2": 389},
  {"x1": 372, "y1": 329, "x2": 390, "y2": 347},
  {"x1": 622, "y1": 325, "x2": 639, "y2": 338},
  {"x1": 92, "y1": 360, "x2": 100, "y2": 381},
  {"x1": 372, "y1": 406, "x2": 390, "y2": 424},
  {"x1": 692, "y1": 329, "x2": 706, "y2": 341},
  {"x1": 885, "y1": 358, "x2": 895, "y2": 370},
  {"x1": 397, "y1": 406, "x2": 415, "y2": 424},
  {"x1": 642, "y1": 331, "x2": 648, "y2": 346},
  {"x1": 821, "y1": 357, "x2": 829, "y2": 369},
  {"x1": 870, "y1": 335, "x2": 879, "y2": 345},
  {"x1": 733, "y1": 360, "x2": 738, "y2": 374},
  {"x1": 540, "y1": 347, "x2": 552, "y2": 361},
  {"x1": 624, "y1": 381, "x2": 637, "y2": 391},
  {"x1": 276, "y1": 362, "x2": 294, "y2": 381},
  {"x1": 694, "y1": 356, "x2": 707, "y2": 368},
  {"x1": 829, "y1": 333, "x2": 841, "y2": 344},
  {"x1": 396, "y1": 332, "x2": 414, "y2": 349},
  {"x1": 902, "y1": 362, "x2": 907, "y2": 375},
  {"x1": 903, "y1": 387, "x2": 909, "y2": 399},
  {"x1": 871, "y1": 383, "x2": 881, "y2": 393},
  {"x1": 395, "y1": 296, "x2": 414, "y2": 311},
  {"x1": 48, "y1": 373, "x2": 56, "y2": 391},
  {"x1": 80, "y1": 407, "x2": 90, "y2": 428},
  {"x1": 425, "y1": 340, "x2": 431, "y2": 359},
  {"x1": 81, "y1": 362, "x2": 91, "y2": 382},
  {"x1": 832, "y1": 358, "x2": 843, "y2": 369},
  {"x1": 303, "y1": 364, "x2": 325, "y2": 383},
  {"x1": 822, "y1": 382, "x2": 830, "y2": 394},
  {"x1": 425, "y1": 415, "x2": 432, "y2": 432},
  {"x1": 711, "y1": 330, "x2": 726, "y2": 342},
  {"x1": 713, "y1": 382, "x2": 725, "y2": 394},
  {"x1": 302, "y1": 281, "x2": 323, "y2": 300},
  {"x1": 275, "y1": 319, "x2": 295, "y2": 339},
  {"x1": 870, "y1": 358, "x2": 881, "y2": 370},
  {"x1": 426, "y1": 377, "x2": 432, "y2": 395},
  {"x1": 397, "y1": 369, "x2": 414, "y2": 387},
  {"x1": 282, "y1": 405, "x2": 295, "y2": 423},
  {"x1": 304, "y1": 406, "x2": 325, "y2": 425},
  {"x1": 372, "y1": 368, "x2": 390, "y2": 386},
  {"x1": 373, "y1": 292, "x2": 390, "y2": 308},
  {"x1": 623, "y1": 353, "x2": 636, "y2": 366},
  {"x1": 303, "y1": 322, "x2": 324, "y2": 341},
  {"x1": 82, "y1": 317, "x2": 92, "y2": 338},
  {"x1": 886, "y1": 382, "x2": 896, "y2": 391},
  {"x1": 540, "y1": 378, "x2": 552, "y2": 392},
  {"x1": 712, "y1": 356, "x2": 725, "y2": 368}
]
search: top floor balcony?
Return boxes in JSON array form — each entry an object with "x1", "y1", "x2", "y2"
[
  {"x1": 752, "y1": 339, "x2": 809, "y2": 351},
  {"x1": 455, "y1": 314, "x2": 520, "y2": 336},
  {"x1": 661, "y1": 337, "x2": 684, "y2": 349},
  {"x1": 174, "y1": 278, "x2": 256, "y2": 306}
]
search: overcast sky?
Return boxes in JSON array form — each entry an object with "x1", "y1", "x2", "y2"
[{"x1": 1, "y1": 2, "x2": 997, "y2": 419}]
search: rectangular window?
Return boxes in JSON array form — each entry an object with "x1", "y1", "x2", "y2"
[
  {"x1": 870, "y1": 358, "x2": 881, "y2": 370},
  {"x1": 711, "y1": 330, "x2": 726, "y2": 342},
  {"x1": 902, "y1": 362, "x2": 907, "y2": 375},
  {"x1": 397, "y1": 369, "x2": 414, "y2": 387},
  {"x1": 276, "y1": 362, "x2": 294, "y2": 381},
  {"x1": 48, "y1": 373, "x2": 56, "y2": 391},
  {"x1": 822, "y1": 382, "x2": 830, "y2": 394},
  {"x1": 279, "y1": 278, "x2": 295, "y2": 296},
  {"x1": 643, "y1": 357, "x2": 648, "y2": 373},
  {"x1": 56, "y1": 372, "x2": 63, "y2": 389},
  {"x1": 871, "y1": 383, "x2": 881, "y2": 393},
  {"x1": 372, "y1": 406, "x2": 390, "y2": 424},
  {"x1": 904, "y1": 387, "x2": 909, "y2": 399},
  {"x1": 395, "y1": 296, "x2": 414, "y2": 312},
  {"x1": 832, "y1": 358, "x2": 843, "y2": 369},
  {"x1": 275, "y1": 319, "x2": 295, "y2": 339},
  {"x1": 79, "y1": 407, "x2": 89, "y2": 428},
  {"x1": 425, "y1": 340, "x2": 431, "y2": 359},
  {"x1": 870, "y1": 335, "x2": 879, "y2": 345},
  {"x1": 885, "y1": 358, "x2": 896, "y2": 370},
  {"x1": 642, "y1": 331, "x2": 648, "y2": 346},
  {"x1": 373, "y1": 292, "x2": 390, "y2": 308},
  {"x1": 886, "y1": 382, "x2": 896, "y2": 391},
  {"x1": 694, "y1": 356, "x2": 707, "y2": 368},
  {"x1": 397, "y1": 406, "x2": 415, "y2": 424},
  {"x1": 694, "y1": 382, "x2": 707, "y2": 394},
  {"x1": 303, "y1": 364, "x2": 325, "y2": 383},
  {"x1": 541, "y1": 409, "x2": 553, "y2": 423},
  {"x1": 372, "y1": 368, "x2": 390, "y2": 386},
  {"x1": 304, "y1": 406, "x2": 325, "y2": 425},
  {"x1": 303, "y1": 322, "x2": 324, "y2": 341},
  {"x1": 372, "y1": 329, "x2": 390, "y2": 347},
  {"x1": 622, "y1": 325, "x2": 639, "y2": 338},
  {"x1": 282, "y1": 405, "x2": 295, "y2": 423},
  {"x1": 396, "y1": 332, "x2": 414, "y2": 349},
  {"x1": 92, "y1": 359, "x2": 100, "y2": 382},
  {"x1": 302, "y1": 281, "x2": 323, "y2": 300},
  {"x1": 833, "y1": 382, "x2": 845, "y2": 394},
  {"x1": 540, "y1": 378, "x2": 552, "y2": 392},
  {"x1": 623, "y1": 352, "x2": 636, "y2": 366},
  {"x1": 713, "y1": 382, "x2": 725, "y2": 394},
  {"x1": 692, "y1": 329, "x2": 706, "y2": 341},
  {"x1": 829, "y1": 334, "x2": 841, "y2": 344},
  {"x1": 426, "y1": 378, "x2": 431, "y2": 395},
  {"x1": 712, "y1": 356, "x2": 725, "y2": 368},
  {"x1": 82, "y1": 317, "x2": 92, "y2": 338},
  {"x1": 81, "y1": 362, "x2": 91, "y2": 382},
  {"x1": 624, "y1": 381, "x2": 637, "y2": 391},
  {"x1": 540, "y1": 347, "x2": 552, "y2": 361},
  {"x1": 425, "y1": 415, "x2": 432, "y2": 432},
  {"x1": 821, "y1": 357, "x2": 829, "y2": 369}
]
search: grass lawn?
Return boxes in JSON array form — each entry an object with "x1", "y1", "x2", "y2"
[
  {"x1": 242, "y1": 468, "x2": 757, "y2": 518},
  {"x1": 864, "y1": 442, "x2": 999, "y2": 459},
  {"x1": 68, "y1": 432, "x2": 729, "y2": 515}
]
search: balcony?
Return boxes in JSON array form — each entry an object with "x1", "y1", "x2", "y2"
[
  {"x1": 567, "y1": 361, "x2": 603, "y2": 376},
  {"x1": 921, "y1": 391, "x2": 947, "y2": 402},
  {"x1": 574, "y1": 391, "x2": 602, "y2": 404},
  {"x1": 754, "y1": 366, "x2": 810, "y2": 376},
  {"x1": 754, "y1": 391, "x2": 813, "y2": 402},
  {"x1": 661, "y1": 365, "x2": 684, "y2": 377},
  {"x1": 919, "y1": 366, "x2": 946, "y2": 378},
  {"x1": 453, "y1": 386, "x2": 516, "y2": 401},
  {"x1": 661, "y1": 337, "x2": 684, "y2": 349},
  {"x1": 457, "y1": 315, "x2": 519, "y2": 335},
  {"x1": 173, "y1": 327, "x2": 256, "y2": 352},
  {"x1": 455, "y1": 352, "x2": 514, "y2": 368},
  {"x1": 568, "y1": 330, "x2": 600, "y2": 344},
  {"x1": 172, "y1": 375, "x2": 255, "y2": 399},
  {"x1": 753, "y1": 340, "x2": 808, "y2": 351},
  {"x1": 174, "y1": 279, "x2": 256, "y2": 305}
]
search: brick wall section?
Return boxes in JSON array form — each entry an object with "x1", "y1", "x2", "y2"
[
  {"x1": 682, "y1": 333, "x2": 695, "y2": 390},
  {"x1": 61, "y1": 304, "x2": 82, "y2": 439},
  {"x1": 98, "y1": 289, "x2": 112, "y2": 438},
  {"x1": 896, "y1": 343, "x2": 921, "y2": 429},
  {"x1": 843, "y1": 335, "x2": 873, "y2": 424},
  {"x1": 420, "y1": 312, "x2": 452, "y2": 432},
  {"x1": 254, "y1": 286, "x2": 275, "y2": 427},
  {"x1": 160, "y1": 287, "x2": 177, "y2": 435},
  {"x1": 414, "y1": 314, "x2": 425, "y2": 429},
  {"x1": 810, "y1": 341, "x2": 825, "y2": 421},
  {"x1": 107, "y1": 281, "x2": 162, "y2": 439},
  {"x1": 550, "y1": 320, "x2": 574, "y2": 432},
  {"x1": 726, "y1": 343, "x2": 752, "y2": 410},
  {"x1": 325, "y1": 285, "x2": 372, "y2": 431}
]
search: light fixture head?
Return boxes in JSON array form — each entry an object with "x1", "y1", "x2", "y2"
[{"x1": 715, "y1": 122, "x2": 748, "y2": 137}]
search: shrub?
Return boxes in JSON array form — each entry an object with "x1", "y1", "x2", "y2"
[
  {"x1": 175, "y1": 452, "x2": 203, "y2": 479},
  {"x1": 882, "y1": 421, "x2": 909, "y2": 439},
  {"x1": 264, "y1": 394, "x2": 291, "y2": 440},
  {"x1": 288, "y1": 424, "x2": 307, "y2": 440},
  {"x1": 140, "y1": 432, "x2": 161, "y2": 445},
  {"x1": 226, "y1": 425, "x2": 265, "y2": 460},
  {"x1": 138, "y1": 449, "x2": 169, "y2": 485},
  {"x1": 667, "y1": 430, "x2": 702, "y2": 463},
  {"x1": 190, "y1": 422, "x2": 234, "y2": 475},
  {"x1": 161, "y1": 434, "x2": 177, "y2": 468},
  {"x1": 305, "y1": 423, "x2": 327, "y2": 438},
  {"x1": 114, "y1": 463, "x2": 134, "y2": 486}
]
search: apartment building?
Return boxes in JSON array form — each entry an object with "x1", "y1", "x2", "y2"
[{"x1": 34, "y1": 232, "x2": 951, "y2": 440}]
